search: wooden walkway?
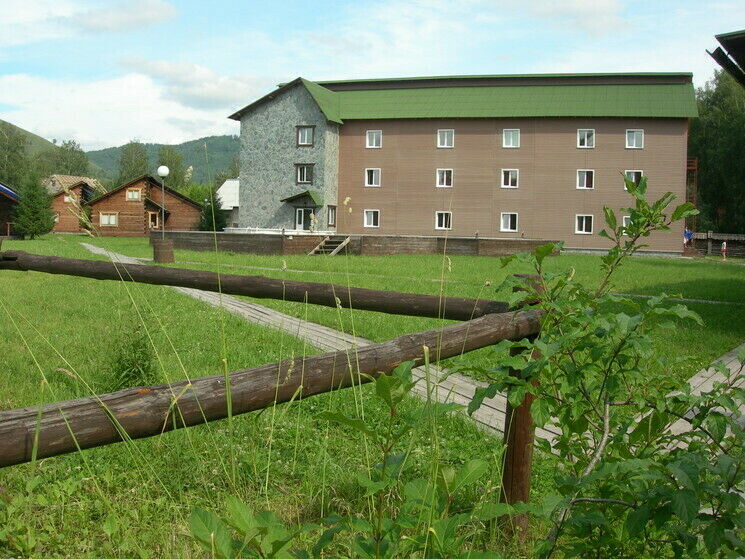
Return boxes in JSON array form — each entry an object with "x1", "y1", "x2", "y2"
[
  {"x1": 80, "y1": 243, "x2": 742, "y2": 442},
  {"x1": 79, "y1": 243, "x2": 560, "y2": 441}
]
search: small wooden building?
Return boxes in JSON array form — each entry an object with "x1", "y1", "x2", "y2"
[
  {"x1": 88, "y1": 175, "x2": 201, "y2": 237},
  {"x1": 0, "y1": 182, "x2": 19, "y2": 236},
  {"x1": 50, "y1": 180, "x2": 98, "y2": 233}
]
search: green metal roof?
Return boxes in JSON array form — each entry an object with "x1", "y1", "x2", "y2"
[
  {"x1": 280, "y1": 189, "x2": 324, "y2": 206},
  {"x1": 230, "y1": 75, "x2": 697, "y2": 122},
  {"x1": 313, "y1": 72, "x2": 693, "y2": 85}
]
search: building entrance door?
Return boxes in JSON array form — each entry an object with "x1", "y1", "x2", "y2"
[
  {"x1": 148, "y1": 211, "x2": 160, "y2": 229},
  {"x1": 295, "y1": 208, "x2": 313, "y2": 231}
]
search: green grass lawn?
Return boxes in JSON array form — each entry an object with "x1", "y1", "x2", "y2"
[
  {"x1": 1, "y1": 236, "x2": 556, "y2": 557},
  {"x1": 1, "y1": 234, "x2": 743, "y2": 557}
]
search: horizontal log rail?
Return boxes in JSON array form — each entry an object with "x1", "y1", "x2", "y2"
[
  {"x1": 0, "y1": 251, "x2": 508, "y2": 321},
  {"x1": 0, "y1": 309, "x2": 542, "y2": 468}
]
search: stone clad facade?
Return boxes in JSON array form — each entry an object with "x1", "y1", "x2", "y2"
[{"x1": 238, "y1": 83, "x2": 339, "y2": 230}]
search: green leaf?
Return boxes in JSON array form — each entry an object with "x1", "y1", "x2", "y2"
[
  {"x1": 534, "y1": 243, "x2": 557, "y2": 265},
  {"x1": 703, "y1": 521, "x2": 724, "y2": 553},
  {"x1": 704, "y1": 412, "x2": 728, "y2": 443},
  {"x1": 670, "y1": 490, "x2": 699, "y2": 524},
  {"x1": 671, "y1": 201, "x2": 698, "y2": 222},
  {"x1": 451, "y1": 459, "x2": 489, "y2": 494},
  {"x1": 472, "y1": 502, "x2": 513, "y2": 521},
  {"x1": 225, "y1": 496, "x2": 256, "y2": 536},
  {"x1": 189, "y1": 508, "x2": 234, "y2": 559},
  {"x1": 624, "y1": 505, "x2": 650, "y2": 538},
  {"x1": 530, "y1": 397, "x2": 551, "y2": 427},
  {"x1": 469, "y1": 384, "x2": 499, "y2": 415},
  {"x1": 315, "y1": 411, "x2": 378, "y2": 440},
  {"x1": 603, "y1": 206, "x2": 617, "y2": 230},
  {"x1": 507, "y1": 384, "x2": 527, "y2": 408}
]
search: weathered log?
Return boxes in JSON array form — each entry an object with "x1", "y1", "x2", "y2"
[
  {"x1": 0, "y1": 251, "x2": 508, "y2": 320},
  {"x1": 0, "y1": 309, "x2": 542, "y2": 468}
]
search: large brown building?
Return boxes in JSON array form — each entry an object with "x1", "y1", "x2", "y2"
[
  {"x1": 89, "y1": 175, "x2": 201, "y2": 237},
  {"x1": 44, "y1": 175, "x2": 105, "y2": 233},
  {"x1": 230, "y1": 73, "x2": 698, "y2": 253}
]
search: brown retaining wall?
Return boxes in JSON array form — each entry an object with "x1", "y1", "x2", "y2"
[{"x1": 151, "y1": 231, "x2": 554, "y2": 257}]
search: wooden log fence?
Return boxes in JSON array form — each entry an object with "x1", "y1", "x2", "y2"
[
  {"x1": 0, "y1": 309, "x2": 542, "y2": 468},
  {"x1": 0, "y1": 250, "x2": 508, "y2": 321}
]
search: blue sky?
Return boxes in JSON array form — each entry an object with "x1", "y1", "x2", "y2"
[{"x1": 0, "y1": 0, "x2": 741, "y2": 150}]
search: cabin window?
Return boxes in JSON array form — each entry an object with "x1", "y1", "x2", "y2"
[
  {"x1": 296, "y1": 164, "x2": 313, "y2": 184},
  {"x1": 100, "y1": 212, "x2": 118, "y2": 226},
  {"x1": 503, "y1": 129, "x2": 520, "y2": 148},
  {"x1": 297, "y1": 126, "x2": 314, "y2": 146},
  {"x1": 53, "y1": 212, "x2": 60, "y2": 223},
  {"x1": 365, "y1": 168, "x2": 381, "y2": 187},
  {"x1": 622, "y1": 215, "x2": 632, "y2": 235},
  {"x1": 436, "y1": 169, "x2": 453, "y2": 188},
  {"x1": 364, "y1": 209, "x2": 380, "y2": 228},
  {"x1": 437, "y1": 129, "x2": 454, "y2": 148},
  {"x1": 577, "y1": 129, "x2": 595, "y2": 148},
  {"x1": 576, "y1": 214, "x2": 593, "y2": 234},
  {"x1": 126, "y1": 188, "x2": 141, "y2": 201},
  {"x1": 366, "y1": 130, "x2": 382, "y2": 148},
  {"x1": 501, "y1": 169, "x2": 519, "y2": 188},
  {"x1": 63, "y1": 194, "x2": 73, "y2": 203},
  {"x1": 577, "y1": 170, "x2": 595, "y2": 190},
  {"x1": 327, "y1": 205, "x2": 336, "y2": 227},
  {"x1": 626, "y1": 129, "x2": 644, "y2": 149},
  {"x1": 435, "y1": 211, "x2": 452, "y2": 230},
  {"x1": 500, "y1": 212, "x2": 518, "y2": 232}
]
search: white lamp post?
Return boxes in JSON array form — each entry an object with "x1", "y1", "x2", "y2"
[{"x1": 156, "y1": 165, "x2": 169, "y2": 240}]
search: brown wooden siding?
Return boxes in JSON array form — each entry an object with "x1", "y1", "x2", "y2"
[
  {"x1": 337, "y1": 118, "x2": 688, "y2": 252},
  {"x1": 51, "y1": 185, "x2": 86, "y2": 233},
  {"x1": 0, "y1": 196, "x2": 16, "y2": 236}
]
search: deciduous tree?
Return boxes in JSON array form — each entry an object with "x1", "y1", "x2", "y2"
[
  {"x1": 116, "y1": 140, "x2": 150, "y2": 186},
  {"x1": 0, "y1": 121, "x2": 29, "y2": 189},
  {"x1": 157, "y1": 145, "x2": 188, "y2": 190},
  {"x1": 35, "y1": 139, "x2": 90, "y2": 177}
]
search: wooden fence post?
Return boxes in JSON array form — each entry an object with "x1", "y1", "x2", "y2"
[
  {"x1": 707, "y1": 231, "x2": 713, "y2": 256},
  {"x1": 500, "y1": 274, "x2": 543, "y2": 538}
]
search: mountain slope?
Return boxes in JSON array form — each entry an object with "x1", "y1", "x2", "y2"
[
  {"x1": 86, "y1": 135, "x2": 239, "y2": 183},
  {"x1": 0, "y1": 118, "x2": 57, "y2": 155}
]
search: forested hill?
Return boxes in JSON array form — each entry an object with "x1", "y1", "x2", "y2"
[
  {"x1": 0, "y1": 118, "x2": 58, "y2": 155},
  {"x1": 87, "y1": 135, "x2": 239, "y2": 183}
]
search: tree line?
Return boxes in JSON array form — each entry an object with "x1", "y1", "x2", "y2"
[{"x1": 0, "y1": 128, "x2": 234, "y2": 238}]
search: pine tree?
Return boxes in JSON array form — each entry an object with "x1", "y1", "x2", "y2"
[
  {"x1": 116, "y1": 140, "x2": 150, "y2": 185},
  {"x1": 157, "y1": 145, "x2": 188, "y2": 190},
  {"x1": 13, "y1": 171, "x2": 55, "y2": 239},
  {"x1": 198, "y1": 191, "x2": 227, "y2": 231}
]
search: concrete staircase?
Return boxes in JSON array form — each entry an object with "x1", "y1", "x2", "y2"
[{"x1": 308, "y1": 235, "x2": 351, "y2": 255}]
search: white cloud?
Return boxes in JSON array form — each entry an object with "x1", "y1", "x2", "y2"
[
  {"x1": 517, "y1": 0, "x2": 625, "y2": 31},
  {"x1": 0, "y1": 73, "x2": 237, "y2": 150},
  {"x1": 71, "y1": 0, "x2": 177, "y2": 32},
  {"x1": 121, "y1": 58, "x2": 271, "y2": 110}
]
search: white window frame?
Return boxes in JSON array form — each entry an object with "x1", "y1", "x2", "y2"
[
  {"x1": 434, "y1": 211, "x2": 452, "y2": 230},
  {"x1": 626, "y1": 129, "x2": 644, "y2": 149},
  {"x1": 437, "y1": 128, "x2": 454, "y2": 148},
  {"x1": 63, "y1": 194, "x2": 73, "y2": 203},
  {"x1": 126, "y1": 188, "x2": 141, "y2": 201},
  {"x1": 296, "y1": 164, "x2": 313, "y2": 184},
  {"x1": 624, "y1": 170, "x2": 644, "y2": 190},
  {"x1": 575, "y1": 214, "x2": 594, "y2": 235},
  {"x1": 576, "y1": 169, "x2": 595, "y2": 190},
  {"x1": 366, "y1": 130, "x2": 382, "y2": 149},
  {"x1": 436, "y1": 168, "x2": 453, "y2": 188},
  {"x1": 502, "y1": 129, "x2": 520, "y2": 148},
  {"x1": 501, "y1": 169, "x2": 519, "y2": 189},
  {"x1": 100, "y1": 212, "x2": 118, "y2": 227},
  {"x1": 364, "y1": 168, "x2": 381, "y2": 187},
  {"x1": 53, "y1": 212, "x2": 60, "y2": 223},
  {"x1": 297, "y1": 126, "x2": 314, "y2": 146},
  {"x1": 363, "y1": 209, "x2": 380, "y2": 228},
  {"x1": 622, "y1": 215, "x2": 632, "y2": 235},
  {"x1": 327, "y1": 206, "x2": 336, "y2": 227},
  {"x1": 577, "y1": 129, "x2": 595, "y2": 148},
  {"x1": 500, "y1": 212, "x2": 518, "y2": 232}
]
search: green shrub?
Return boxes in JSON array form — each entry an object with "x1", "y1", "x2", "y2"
[{"x1": 107, "y1": 326, "x2": 158, "y2": 391}]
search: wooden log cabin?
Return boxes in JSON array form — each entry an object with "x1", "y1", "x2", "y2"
[
  {"x1": 88, "y1": 175, "x2": 201, "y2": 237},
  {"x1": 0, "y1": 182, "x2": 19, "y2": 237}
]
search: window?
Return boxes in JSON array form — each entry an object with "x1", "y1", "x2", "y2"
[
  {"x1": 366, "y1": 130, "x2": 382, "y2": 148},
  {"x1": 624, "y1": 170, "x2": 643, "y2": 190},
  {"x1": 100, "y1": 212, "x2": 118, "y2": 227},
  {"x1": 435, "y1": 211, "x2": 452, "y2": 230},
  {"x1": 626, "y1": 129, "x2": 644, "y2": 149},
  {"x1": 500, "y1": 212, "x2": 518, "y2": 232},
  {"x1": 577, "y1": 169, "x2": 595, "y2": 189},
  {"x1": 63, "y1": 194, "x2": 73, "y2": 203},
  {"x1": 575, "y1": 214, "x2": 593, "y2": 234},
  {"x1": 577, "y1": 129, "x2": 595, "y2": 148},
  {"x1": 364, "y1": 209, "x2": 380, "y2": 228},
  {"x1": 296, "y1": 164, "x2": 313, "y2": 184},
  {"x1": 622, "y1": 215, "x2": 632, "y2": 235},
  {"x1": 436, "y1": 169, "x2": 453, "y2": 188},
  {"x1": 328, "y1": 205, "x2": 336, "y2": 227},
  {"x1": 437, "y1": 129, "x2": 454, "y2": 148},
  {"x1": 501, "y1": 169, "x2": 519, "y2": 188},
  {"x1": 365, "y1": 168, "x2": 381, "y2": 187},
  {"x1": 53, "y1": 212, "x2": 59, "y2": 223},
  {"x1": 126, "y1": 188, "x2": 141, "y2": 201},
  {"x1": 503, "y1": 129, "x2": 520, "y2": 148},
  {"x1": 297, "y1": 126, "x2": 314, "y2": 146}
]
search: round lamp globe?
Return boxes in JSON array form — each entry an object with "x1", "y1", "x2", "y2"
[{"x1": 157, "y1": 165, "x2": 170, "y2": 178}]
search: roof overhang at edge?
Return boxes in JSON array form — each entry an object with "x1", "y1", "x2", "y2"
[
  {"x1": 280, "y1": 190, "x2": 323, "y2": 206},
  {"x1": 228, "y1": 78, "x2": 343, "y2": 124},
  {"x1": 710, "y1": 29, "x2": 745, "y2": 87}
]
